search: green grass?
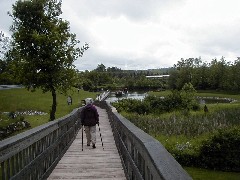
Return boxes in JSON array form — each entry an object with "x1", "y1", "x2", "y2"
[
  {"x1": 0, "y1": 88, "x2": 97, "y2": 129},
  {"x1": 185, "y1": 167, "x2": 240, "y2": 180}
]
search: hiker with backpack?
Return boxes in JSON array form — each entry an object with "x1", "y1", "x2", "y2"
[{"x1": 80, "y1": 98, "x2": 99, "y2": 149}]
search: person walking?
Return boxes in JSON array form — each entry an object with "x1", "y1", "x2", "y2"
[
  {"x1": 80, "y1": 98, "x2": 99, "y2": 148},
  {"x1": 67, "y1": 96, "x2": 72, "y2": 105},
  {"x1": 204, "y1": 104, "x2": 208, "y2": 113}
]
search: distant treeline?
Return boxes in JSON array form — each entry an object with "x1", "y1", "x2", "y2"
[
  {"x1": 75, "y1": 64, "x2": 169, "y2": 91},
  {"x1": 1, "y1": 57, "x2": 240, "y2": 92},
  {"x1": 168, "y1": 57, "x2": 240, "y2": 91}
]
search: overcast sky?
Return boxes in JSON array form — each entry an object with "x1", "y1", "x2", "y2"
[{"x1": 1, "y1": 0, "x2": 240, "y2": 70}]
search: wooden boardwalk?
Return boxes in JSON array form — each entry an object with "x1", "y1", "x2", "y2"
[{"x1": 48, "y1": 107, "x2": 126, "y2": 180}]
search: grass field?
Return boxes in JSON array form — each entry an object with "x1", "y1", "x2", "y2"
[{"x1": 0, "y1": 87, "x2": 97, "y2": 130}]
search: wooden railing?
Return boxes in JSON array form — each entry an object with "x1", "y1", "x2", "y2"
[
  {"x1": 96, "y1": 91, "x2": 110, "y2": 101},
  {"x1": 0, "y1": 107, "x2": 82, "y2": 180},
  {"x1": 95, "y1": 101, "x2": 192, "y2": 180}
]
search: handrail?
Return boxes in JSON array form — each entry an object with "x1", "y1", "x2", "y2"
[
  {"x1": 0, "y1": 107, "x2": 82, "y2": 180},
  {"x1": 95, "y1": 101, "x2": 192, "y2": 180},
  {"x1": 1, "y1": 100, "x2": 193, "y2": 180},
  {"x1": 96, "y1": 91, "x2": 110, "y2": 101}
]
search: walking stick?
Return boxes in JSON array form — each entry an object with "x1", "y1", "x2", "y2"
[
  {"x1": 98, "y1": 123, "x2": 104, "y2": 150},
  {"x1": 82, "y1": 124, "x2": 84, "y2": 151}
]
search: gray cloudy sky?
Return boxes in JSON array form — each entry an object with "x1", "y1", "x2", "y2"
[{"x1": 1, "y1": 0, "x2": 240, "y2": 70}]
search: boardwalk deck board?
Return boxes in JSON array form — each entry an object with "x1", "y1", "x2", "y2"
[{"x1": 48, "y1": 107, "x2": 126, "y2": 180}]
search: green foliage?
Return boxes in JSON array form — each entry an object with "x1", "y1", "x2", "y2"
[
  {"x1": 180, "y1": 83, "x2": 199, "y2": 111},
  {"x1": 113, "y1": 83, "x2": 199, "y2": 115},
  {"x1": 75, "y1": 64, "x2": 168, "y2": 92},
  {"x1": 0, "y1": 114, "x2": 31, "y2": 140},
  {"x1": 94, "y1": 63, "x2": 106, "y2": 72},
  {"x1": 113, "y1": 99, "x2": 150, "y2": 115},
  {"x1": 9, "y1": 0, "x2": 89, "y2": 91},
  {"x1": 198, "y1": 127, "x2": 240, "y2": 171},
  {"x1": 82, "y1": 78, "x2": 94, "y2": 91},
  {"x1": 170, "y1": 57, "x2": 240, "y2": 92}
]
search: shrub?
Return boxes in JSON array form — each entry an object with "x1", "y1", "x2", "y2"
[
  {"x1": 198, "y1": 127, "x2": 240, "y2": 171},
  {"x1": 114, "y1": 85, "x2": 200, "y2": 115},
  {"x1": 112, "y1": 99, "x2": 150, "y2": 115}
]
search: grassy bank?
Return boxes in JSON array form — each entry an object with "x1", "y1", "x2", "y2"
[
  {"x1": 0, "y1": 88, "x2": 97, "y2": 137},
  {"x1": 185, "y1": 167, "x2": 240, "y2": 180}
]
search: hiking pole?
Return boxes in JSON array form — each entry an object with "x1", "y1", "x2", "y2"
[
  {"x1": 98, "y1": 123, "x2": 104, "y2": 150},
  {"x1": 81, "y1": 125, "x2": 83, "y2": 151}
]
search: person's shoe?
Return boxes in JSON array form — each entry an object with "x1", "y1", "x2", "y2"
[
  {"x1": 92, "y1": 144, "x2": 96, "y2": 149},
  {"x1": 87, "y1": 144, "x2": 90, "y2": 146}
]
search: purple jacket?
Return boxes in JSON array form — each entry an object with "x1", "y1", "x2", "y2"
[{"x1": 80, "y1": 104, "x2": 99, "y2": 126}]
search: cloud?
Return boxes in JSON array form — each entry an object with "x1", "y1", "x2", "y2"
[
  {"x1": 1, "y1": 0, "x2": 240, "y2": 70},
  {"x1": 0, "y1": 0, "x2": 16, "y2": 36},
  {"x1": 62, "y1": 0, "x2": 182, "y2": 21}
]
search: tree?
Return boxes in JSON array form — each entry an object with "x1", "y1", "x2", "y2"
[
  {"x1": 10, "y1": 0, "x2": 89, "y2": 120},
  {"x1": 180, "y1": 82, "x2": 198, "y2": 111},
  {"x1": 208, "y1": 57, "x2": 227, "y2": 90},
  {"x1": 95, "y1": 63, "x2": 106, "y2": 72},
  {"x1": 232, "y1": 58, "x2": 240, "y2": 91}
]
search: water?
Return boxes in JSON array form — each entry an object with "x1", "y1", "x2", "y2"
[
  {"x1": 0, "y1": 85, "x2": 23, "y2": 90},
  {"x1": 106, "y1": 91, "x2": 147, "y2": 103},
  {"x1": 106, "y1": 91, "x2": 236, "y2": 104},
  {"x1": 197, "y1": 97, "x2": 235, "y2": 104}
]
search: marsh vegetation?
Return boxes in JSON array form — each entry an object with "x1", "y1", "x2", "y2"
[{"x1": 112, "y1": 86, "x2": 240, "y2": 178}]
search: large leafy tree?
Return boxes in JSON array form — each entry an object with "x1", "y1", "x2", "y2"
[{"x1": 9, "y1": 0, "x2": 89, "y2": 120}]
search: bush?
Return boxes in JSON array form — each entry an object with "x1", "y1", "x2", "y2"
[
  {"x1": 0, "y1": 117, "x2": 31, "y2": 140},
  {"x1": 112, "y1": 99, "x2": 150, "y2": 115},
  {"x1": 198, "y1": 127, "x2": 240, "y2": 171}
]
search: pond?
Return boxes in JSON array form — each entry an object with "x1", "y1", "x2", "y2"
[
  {"x1": 0, "y1": 85, "x2": 23, "y2": 90},
  {"x1": 197, "y1": 97, "x2": 236, "y2": 104},
  {"x1": 106, "y1": 91, "x2": 236, "y2": 104},
  {"x1": 106, "y1": 91, "x2": 147, "y2": 103}
]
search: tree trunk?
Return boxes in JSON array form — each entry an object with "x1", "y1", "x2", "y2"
[{"x1": 50, "y1": 88, "x2": 57, "y2": 121}]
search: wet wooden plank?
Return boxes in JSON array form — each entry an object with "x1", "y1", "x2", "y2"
[{"x1": 48, "y1": 107, "x2": 126, "y2": 180}]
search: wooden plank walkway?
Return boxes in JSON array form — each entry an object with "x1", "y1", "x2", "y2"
[{"x1": 48, "y1": 107, "x2": 126, "y2": 180}]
